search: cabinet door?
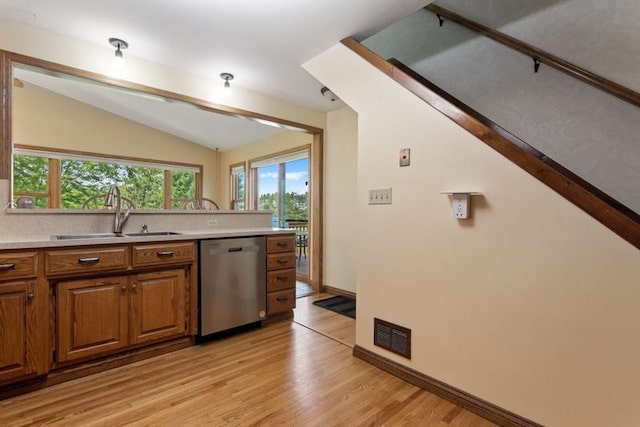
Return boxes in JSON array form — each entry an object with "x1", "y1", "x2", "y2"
[
  {"x1": 0, "y1": 281, "x2": 37, "y2": 382},
  {"x1": 130, "y1": 269, "x2": 186, "y2": 345},
  {"x1": 57, "y1": 277, "x2": 129, "y2": 363}
]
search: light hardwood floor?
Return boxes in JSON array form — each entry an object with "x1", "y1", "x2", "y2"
[
  {"x1": 294, "y1": 292, "x2": 356, "y2": 348},
  {"x1": 295, "y1": 280, "x2": 313, "y2": 298},
  {"x1": 0, "y1": 295, "x2": 494, "y2": 426}
]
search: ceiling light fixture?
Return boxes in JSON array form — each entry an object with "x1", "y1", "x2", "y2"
[
  {"x1": 321, "y1": 86, "x2": 338, "y2": 102},
  {"x1": 220, "y1": 72, "x2": 234, "y2": 96},
  {"x1": 109, "y1": 37, "x2": 128, "y2": 63}
]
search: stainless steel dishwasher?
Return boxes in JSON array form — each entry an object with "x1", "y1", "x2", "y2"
[{"x1": 199, "y1": 237, "x2": 266, "y2": 337}]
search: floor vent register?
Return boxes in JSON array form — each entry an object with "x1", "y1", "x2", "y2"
[{"x1": 374, "y1": 318, "x2": 411, "y2": 359}]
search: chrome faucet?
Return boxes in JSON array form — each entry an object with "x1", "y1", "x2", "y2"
[{"x1": 104, "y1": 184, "x2": 131, "y2": 234}]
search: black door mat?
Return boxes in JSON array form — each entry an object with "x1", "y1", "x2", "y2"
[{"x1": 312, "y1": 296, "x2": 356, "y2": 319}]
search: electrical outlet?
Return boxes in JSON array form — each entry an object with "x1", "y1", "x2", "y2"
[
  {"x1": 206, "y1": 219, "x2": 217, "y2": 227},
  {"x1": 368, "y1": 188, "x2": 392, "y2": 205},
  {"x1": 452, "y1": 194, "x2": 469, "y2": 219}
]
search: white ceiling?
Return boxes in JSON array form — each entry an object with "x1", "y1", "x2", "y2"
[
  {"x1": 15, "y1": 66, "x2": 286, "y2": 151},
  {"x1": 0, "y1": 0, "x2": 431, "y2": 112}
]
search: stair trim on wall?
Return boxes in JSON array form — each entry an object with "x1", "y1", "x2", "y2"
[
  {"x1": 342, "y1": 38, "x2": 640, "y2": 250},
  {"x1": 353, "y1": 345, "x2": 541, "y2": 427},
  {"x1": 425, "y1": 4, "x2": 640, "y2": 110}
]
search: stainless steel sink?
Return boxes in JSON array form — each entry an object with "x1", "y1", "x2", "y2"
[
  {"x1": 55, "y1": 233, "x2": 124, "y2": 240},
  {"x1": 54, "y1": 231, "x2": 181, "y2": 240},
  {"x1": 125, "y1": 231, "x2": 181, "y2": 237}
]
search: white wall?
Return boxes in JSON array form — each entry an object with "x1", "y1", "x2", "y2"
[
  {"x1": 0, "y1": 19, "x2": 325, "y2": 131},
  {"x1": 363, "y1": 7, "x2": 640, "y2": 214},
  {"x1": 434, "y1": 0, "x2": 640, "y2": 93},
  {"x1": 305, "y1": 43, "x2": 640, "y2": 427},
  {"x1": 323, "y1": 106, "x2": 358, "y2": 293},
  {"x1": 14, "y1": 82, "x2": 219, "y2": 199}
]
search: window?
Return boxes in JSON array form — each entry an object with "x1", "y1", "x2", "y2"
[
  {"x1": 12, "y1": 147, "x2": 201, "y2": 210},
  {"x1": 12, "y1": 153, "x2": 51, "y2": 208},
  {"x1": 230, "y1": 163, "x2": 246, "y2": 210},
  {"x1": 250, "y1": 149, "x2": 309, "y2": 227},
  {"x1": 171, "y1": 170, "x2": 197, "y2": 209}
]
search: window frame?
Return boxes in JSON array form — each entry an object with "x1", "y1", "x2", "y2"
[
  {"x1": 12, "y1": 144, "x2": 203, "y2": 210},
  {"x1": 248, "y1": 146, "x2": 310, "y2": 226},
  {"x1": 229, "y1": 162, "x2": 247, "y2": 210}
]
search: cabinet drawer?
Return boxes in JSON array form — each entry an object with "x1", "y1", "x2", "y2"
[
  {"x1": 45, "y1": 247, "x2": 129, "y2": 276},
  {"x1": 267, "y1": 289, "x2": 296, "y2": 315},
  {"x1": 132, "y1": 242, "x2": 194, "y2": 268},
  {"x1": 0, "y1": 252, "x2": 38, "y2": 280},
  {"x1": 267, "y1": 269, "x2": 296, "y2": 292},
  {"x1": 266, "y1": 235, "x2": 295, "y2": 253},
  {"x1": 266, "y1": 253, "x2": 296, "y2": 271}
]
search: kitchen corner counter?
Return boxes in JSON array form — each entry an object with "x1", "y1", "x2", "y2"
[{"x1": 0, "y1": 228, "x2": 294, "y2": 250}]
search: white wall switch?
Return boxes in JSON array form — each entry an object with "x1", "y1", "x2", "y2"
[
  {"x1": 399, "y1": 148, "x2": 410, "y2": 167},
  {"x1": 368, "y1": 188, "x2": 392, "y2": 205},
  {"x1": 452, "y1": 193, "x2": 469, "y2": 219}
]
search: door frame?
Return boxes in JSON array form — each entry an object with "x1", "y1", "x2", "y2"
[{"x1": 248, "y1": 145, "x2": 316, "y2": 287}]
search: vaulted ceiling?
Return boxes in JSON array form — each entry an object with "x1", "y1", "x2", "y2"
[{"x1": 1, "y1": 0, "x2": 431, "y2": 111}]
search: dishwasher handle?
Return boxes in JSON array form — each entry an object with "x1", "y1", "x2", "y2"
[{"x1": 205, "y1": 242, "x2": 261, "y2": 256}]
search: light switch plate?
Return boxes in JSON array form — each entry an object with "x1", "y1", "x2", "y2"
[
  {"x1": 399, "y1": 148, "x2": 410, "y2": 167},
  {"x1": 368, "y1": 188, "x2": 392, "y2": 205}
]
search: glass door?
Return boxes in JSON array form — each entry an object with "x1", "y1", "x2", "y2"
[{"x1": 251, "y1": 149, "x2": 310, "y2": 282}]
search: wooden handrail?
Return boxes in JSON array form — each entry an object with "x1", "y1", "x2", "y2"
[
  {"x1": 425, "y1": 4, "x2": 640, "y2": 110},
  {"x1": 341, "y1": 37, "x2": 640, "y2": 250}
]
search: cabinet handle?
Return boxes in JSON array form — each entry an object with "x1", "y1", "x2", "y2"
[
  {"x1": 156, "y1": 251, "x2": 174, "y2": 257},
  {"x1": 276, "y1": 296, "x2": 288, "y2": 303},
  {"x1": 277, "y1": 258, "x2": 287, "y2": 264},
  {"x1": 78, "y1": 257, "x2": 100, "y2": 264},
  {"x1": 131, "y1": 283, "x2": 138, "y2": 292},
  {"x1": 276, "y1": 242, "x2": 287, "y2": 247},
  {"x1": 121, "y1": 286, "x2": 128, "y2": 292},
  {"x1": 276, "y1": 275, "x2": 288, "y2": 281},
  {"x1": 0, "y1": 263, "x2": 16, "y2": 271},
  {"x1": 27, "y1": 293, "x2": 35, "y2": 301}
]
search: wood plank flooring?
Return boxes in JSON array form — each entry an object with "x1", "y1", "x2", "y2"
[
  {"x1": 0, "y1": 295, "x2": 495, "y2": 426},
  {"x1": 294, "y1": 292, "x2": 356, "y2": 348}
]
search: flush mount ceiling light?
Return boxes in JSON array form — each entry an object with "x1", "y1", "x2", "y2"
[
  {"x1": 109, "y1": 37, "x2": 128, "y2": 61},
  {"x1": 321, "y1": 86, "x2": 338, "y2": 102},
  {"x1": 220, "y1": 72, "x2": 234, "y2": 95}
]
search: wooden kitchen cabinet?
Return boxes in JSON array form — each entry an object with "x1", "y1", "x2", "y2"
[
  {"x1": 0, "y1": 251, "x2": 48, "y2": 385},
  {"x1": 132, "y1": 242, "x2": 194, "y2": 268},
  {"x1": 57, "y1": 270, "x2": 188, "y2": 363},
  {"x1": 0, "y1": 251, "x2": 39, "y2": 280},
  {"x1": 45, "y1": 246, "x2": 129, "y2": 276},
  {"x1": 265, "y1": 234, "x2": 296, "y2": 316},
  {"x1": 53, "y1": 242, "x2": 194, "y2": 365},
  {"x1": 266, "y1": 235, "x2": 296, "y2": 253},
  {"x1": 56, "y1": 276, "x2": 129, "y2": 363},
  {"x1": 0, "y1": 280, "x2": 40, "y2": 382},
  {"x1": 130, "y1": 269, "x2": 186, "y2": 345}
]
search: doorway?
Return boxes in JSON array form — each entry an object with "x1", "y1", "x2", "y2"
[{"x1": 251, "y1": 148, "x2": 312, "y2": 289}]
